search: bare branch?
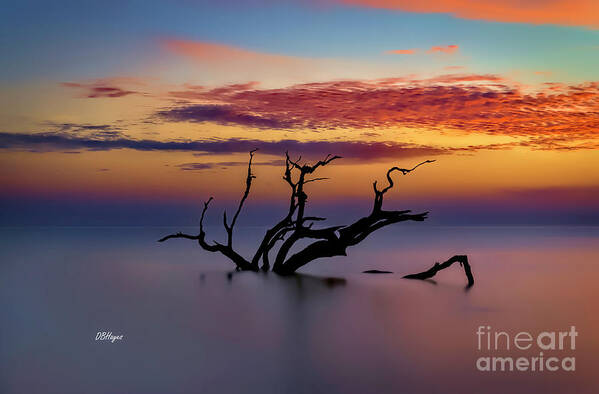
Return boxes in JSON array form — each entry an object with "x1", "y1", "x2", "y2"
[
  {"x1": 224, "y1": 149, "x2": 258, "y2": 248},
  {"x1": 404, "y1": 255, "x2": 474, "y2": 289},
  {"x1": 302, "y1": 216, "x2": 326, "y2": 222},
  {"x1": 285, "y1": 151, "x2": 303, "y2": 171},
  {"x1": 230, "y1": 149, "x2": 257, "y2": 229},
  {"x1": 200, "y1": 197, "x2": 214, "y2": 233},
  {"x1": 158, "y1": 193, "x2": 255, "y2": 271},
  {"x1": 377, "y1": 160, "x2": 436, "y2": 195},
  {"x1": 158, "y1": 196, "x2": 214, "y2": 243},
  {"x1": 306, "y1": 154, "x2": 342, "y2": 173},
  {"x1": 304, "y1": 177, "x2": 329, "y2": 184},
  {"x1": 292, "y1": 154, "x2": 342, "y2": 229},
  {"x1": 373, "y1": 160, "x2": 435, "y2": 212}
]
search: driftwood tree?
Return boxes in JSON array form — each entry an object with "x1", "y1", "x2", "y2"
[{"x1": 159, "y1": 150, "x2": 473, "y2": 286}]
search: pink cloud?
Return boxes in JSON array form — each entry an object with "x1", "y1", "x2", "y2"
[
  {"x1": 385, "y1": 49, "x2": 417, "y2": 55},
  {"x1": 444, "y1": 65, "x2": 466, "y2": 71},
  {"x1": 385, "y1": 46, "x2": 459, "y2": 55},
  {"x1": 427, "y1": 44, "x2": 459, "y2": 54}
]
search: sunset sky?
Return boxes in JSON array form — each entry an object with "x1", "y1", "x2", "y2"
[{"x1": 1, "y1": 0, "x2": 598, "y2": 225}]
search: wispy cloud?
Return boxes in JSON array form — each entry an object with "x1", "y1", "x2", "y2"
[
  {"x1": 384, "y1": 49, "x2": 417, "y2": 55},
  {"x1": 0, "y1": 132, "x2": 449, "y2": 161},
  {"x1": 163, "y1": 38, "x2": 447, "y2": 84},
  {"x1": 384, "y1": 45, "x2": 458, "y2": 55},
  {"x1": 162, "y1": 39, "x2": 301, "y2": 66},
  {"x1": 177, "y1": 159, "x2": 285, "y2": 171},
  {"x1": 157, "y1": 105, "x2": 297, "y2": 130},
  {"x1": 1, "y1": 129, "x2": 596, "y2": 162},
  {"x1": 61, "y1": 81, "x2": 139, "y2": 98},
  {"x1": 338, "y1": 0, "x2": 599, "y2": 29},
  {"x1": 41, "y1": 122, "x2": 125, "y2": 140}
]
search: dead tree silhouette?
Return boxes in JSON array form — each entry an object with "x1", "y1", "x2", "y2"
[{"x1": 159, "y1": 150, "x2": 473, "y2": 286}]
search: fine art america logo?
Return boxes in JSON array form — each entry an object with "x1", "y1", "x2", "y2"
[
  {"x1": 95, "y1": 331, "x2": 124, "y2": 343},
  {"x1": 476, "y1": 326, "x2": 577, "y2": 372}
]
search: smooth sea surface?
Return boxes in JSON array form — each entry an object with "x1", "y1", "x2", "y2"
[{"x1": 1, "y1": 225, "x2": 598, "y2": 393}]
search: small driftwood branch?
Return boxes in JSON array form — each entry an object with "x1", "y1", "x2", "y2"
[
  {"x1": 403, "y1": 255, "x2": 474, "y2": 288},
  {"x1": 363, "y1": 269, "x2": 393, "y2": 274},
  {"x1": 157, "y1": 232, "x2": 199, "y2": 242}
]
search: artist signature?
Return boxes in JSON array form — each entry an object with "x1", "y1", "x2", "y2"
[{"x1": 95, "y1": 331, "x2": 124, "y2": 343}]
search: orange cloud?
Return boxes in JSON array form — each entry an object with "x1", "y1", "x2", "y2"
[
  {"x1": 159, "y1": 76, "x2": 599, "y2": 150},
  {"x1": 162, "y1": 39, "x2": 300, "y2": 67},
  {"x1": 385, "y1": 49, "x2": 417, "y2": 55},
  {"x1": 338, "y1": 0, "x2": 599, "y2": 29},
  {"x1": 427, "y1": 44, "x2": 459, "y2": 54}
]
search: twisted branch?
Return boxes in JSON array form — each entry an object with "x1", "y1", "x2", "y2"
[{"x1": 373, "y1": 160, "x2": 435, "y2": 211}]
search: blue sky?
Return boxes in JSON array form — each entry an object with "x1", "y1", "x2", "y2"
[{"x1": 2, "y1": 0, "x2": 598, "y2": 82}]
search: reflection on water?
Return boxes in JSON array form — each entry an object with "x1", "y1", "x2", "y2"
[{"x1": 1, "y1": 226, "x2": 598, "y2": 393}]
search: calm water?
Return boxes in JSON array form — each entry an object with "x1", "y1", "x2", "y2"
[{"x1": 1, "y1": 226, "x2": 598, "y2": 393}]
